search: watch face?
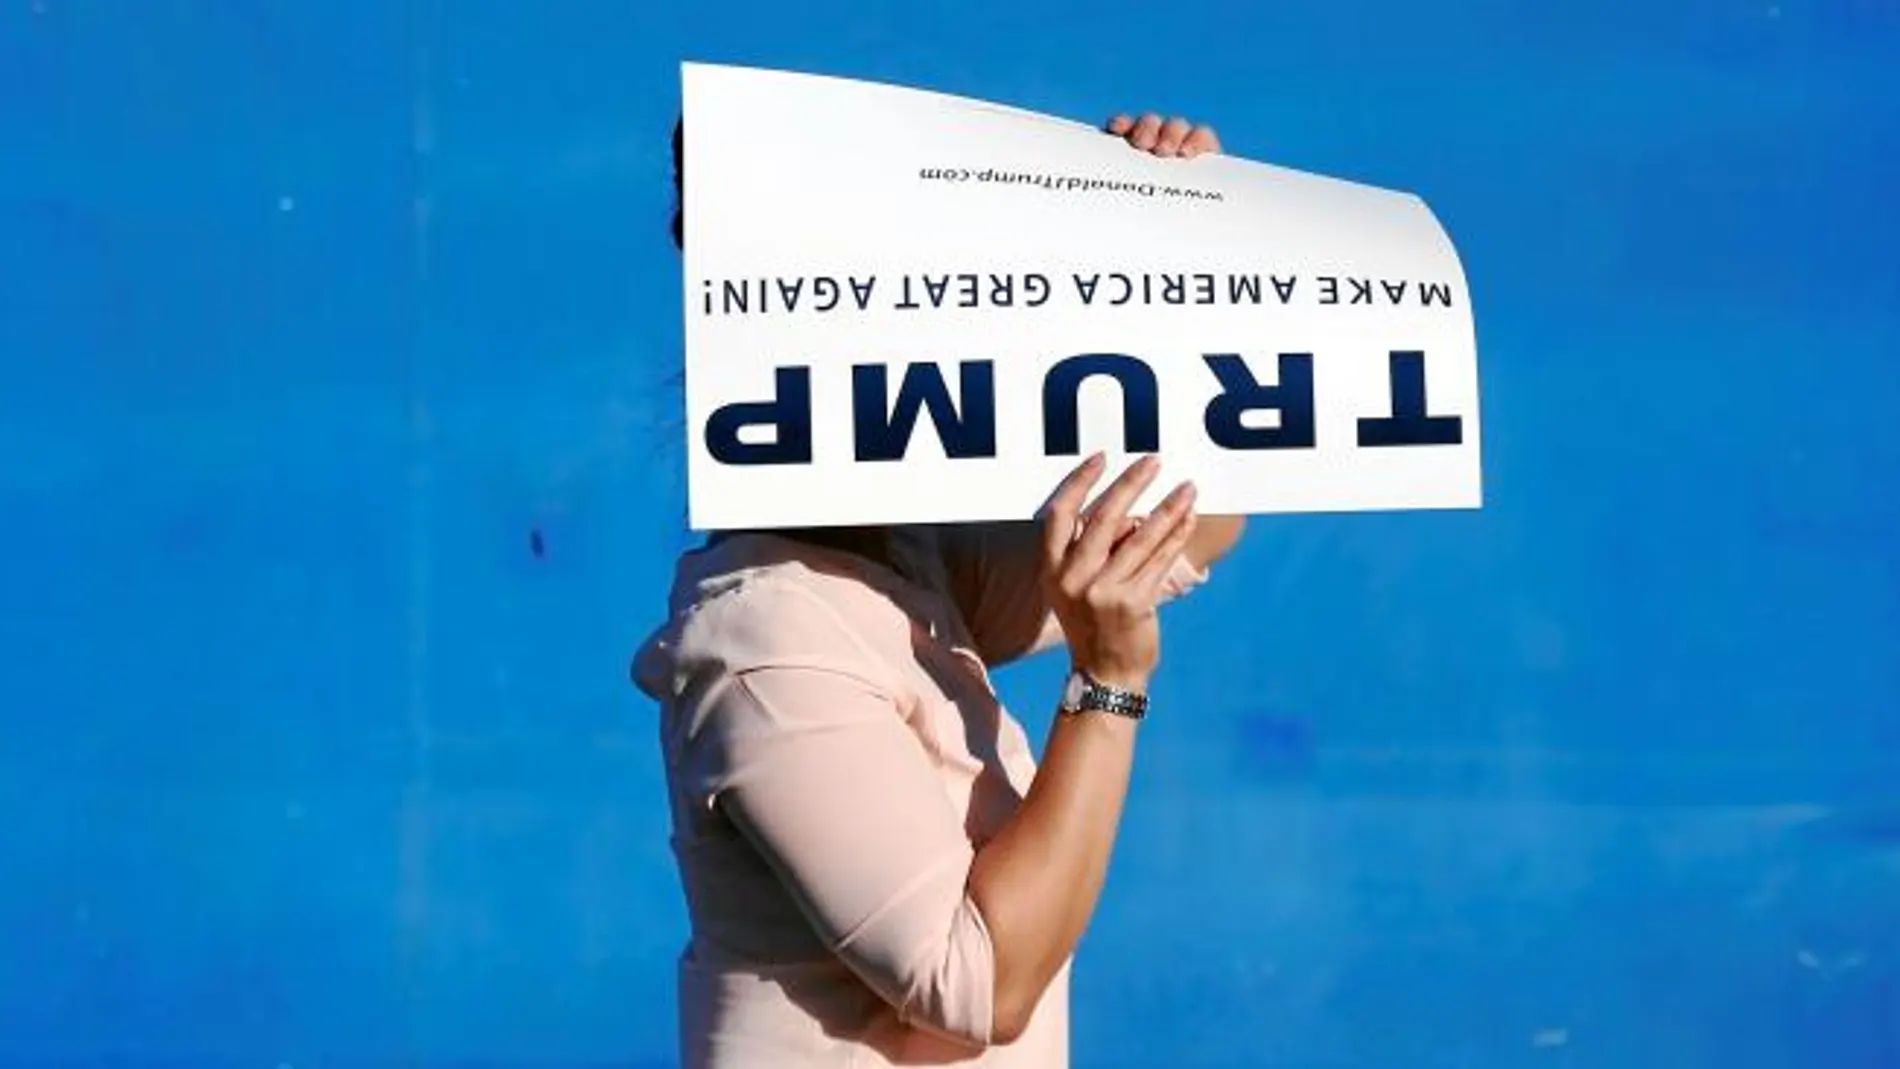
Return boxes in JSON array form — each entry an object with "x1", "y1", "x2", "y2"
[{"x1": 1063, "y1": 671, "x2": 1087, "y2": 708}]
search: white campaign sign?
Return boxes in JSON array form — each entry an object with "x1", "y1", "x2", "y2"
[{"x1": 681, "y1": 62, "x2": 1482, "y2": 530}]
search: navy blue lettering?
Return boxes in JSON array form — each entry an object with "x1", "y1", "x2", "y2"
[
  {"x1": 852, "y1": 362, "x2": 998, "y2": 462},
  {"x1": 705, "y1": 367, "x2": 813, "y2": 465},
  {"x1": 1042, "y1": 354, "x2": 1161, "y2": 455},
  {"x1": 895, "y1": 277, "x2": 921, "y2": 310},
  {"x1": 1202, "y1": 354, "x2": 1317, "y2": 450},
  {"x1": 1023, "y1": 274, "x2": 1050, "y2": 307},
  {"x1": 1193, "y1": 274, "x2": 1216, "y2": 304},
  {"x1": 1358, "y1": 351, "x2": 1464, "y2": 447}
]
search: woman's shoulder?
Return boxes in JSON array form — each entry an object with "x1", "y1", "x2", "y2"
[{"x1": 632, "y1": 534, "x2": 912, "y2": 699}]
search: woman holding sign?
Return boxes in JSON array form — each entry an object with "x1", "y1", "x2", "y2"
[{"x1": 635, "y1": 112, "x2": 1239, "y2": 1068}]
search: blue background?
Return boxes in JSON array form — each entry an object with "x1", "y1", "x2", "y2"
[{"x1": 3, "y1": 1, "x2": 1897, "y2": 1066}]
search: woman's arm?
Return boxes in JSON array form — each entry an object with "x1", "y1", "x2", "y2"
[
  {"x1": 1100, "y1": 114, "x2": 1248, "y2": 577},
  {"x1": 689, "y1": 459, "x2": 1199, "y2": 1045},
  {"x1": 970, "y1": 454, "x2": 1197, "y2": 1038},
  {"x1": 714, "y1": 665, "x2": 1146, "y2": 1044},
  {"x1": 703, "y1": 665, "x2": 1004, "y2": 1045}
]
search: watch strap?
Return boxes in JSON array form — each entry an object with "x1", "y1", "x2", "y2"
[{"x1": 1062, "y1": 671, "x2": 1150, "y2": 721}]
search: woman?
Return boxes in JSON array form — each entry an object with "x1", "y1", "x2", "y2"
[{"x1": 634, "y1": 111, "x2": 1243, "y2": 1067}]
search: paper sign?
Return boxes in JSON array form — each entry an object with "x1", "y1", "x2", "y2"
[{"x1": 680, "y1": 62, "x2": 1482, "y2": 530}]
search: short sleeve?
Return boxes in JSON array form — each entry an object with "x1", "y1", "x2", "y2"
[
  {"x1": 669, "y1": 583, "x2": 999, "y2": 1048},
  {"x1": 936, "y1": 521, "x2": 1211, "y2": 667}
]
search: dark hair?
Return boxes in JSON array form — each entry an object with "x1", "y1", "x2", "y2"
[{"x1": 670, "y1": 120, "x2": 683, "y2": 248}]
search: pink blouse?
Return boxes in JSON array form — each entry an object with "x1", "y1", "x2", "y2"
[{"x1": 632, "y1": 523, "x2": 1207, "y2": 1068}]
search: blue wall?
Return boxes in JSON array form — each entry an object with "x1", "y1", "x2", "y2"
[{"x1": 3, "y1": 2, "x2": 1896, "y2": 1066}]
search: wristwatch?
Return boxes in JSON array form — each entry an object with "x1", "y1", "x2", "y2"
[{"x1": 1059, "y1": 669, "x2": 1150, "y2": 721}]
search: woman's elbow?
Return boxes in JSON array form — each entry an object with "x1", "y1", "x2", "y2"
[
  {"x1": 881, "y1": 896, "x2": 1021, "y2": 1048},
  {"x1": 988, "y1": 992, "x2": 1036, "y2": 1046},
  {"x1": 917, "y1": 990, "x2": 1028, "y2": 1049},
  {"x1": 895, "y1": 995, "x2": 1013, "y2": 1051},
  {"x1": 1185, "y1": 513, "x2": 1247, "y2": 571}
]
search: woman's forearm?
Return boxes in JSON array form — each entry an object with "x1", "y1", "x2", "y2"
[
  {"x1": 963, "y1": 428, "x2": 1206, "y2": 1044},
  {"x1": 1185, "y1": 513, "x2": 1246, "y2": 571},
  {"x1": 966, "y1": 706, "x2": 1140, "y2": 1043}
]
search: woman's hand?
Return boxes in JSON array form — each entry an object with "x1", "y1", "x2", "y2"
[
  {"x1": 1039, "y1": 454, "x2": 1199, "y2": 693},
  {"x1": 1106, "y1": 113, "x2": 1222, "y2": 158}
]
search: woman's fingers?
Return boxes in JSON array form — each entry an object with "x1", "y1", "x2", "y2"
[
  {"x1": 1098, "y1": 480, "x2": 1197, "y2": 585},
  {"x1": 1134, "y1": 508, "x2": 1199, "y2": 597},
  {"x1": 1040, "y1": 453, "x2": 1105, "y2": 570},
  {"x1": 1154, "y1": 116, "x2": 1194, "y2": 157},
  {"x1": 1126, "y1": 113, "x2": 1165, "y2": 152},
  {"x1": 1068, "y1": 456, "x2": 1161, "y2": 579},
  {"x1": 1074, "y1": 514, "x2": 1139, "y2": 548},
  {"x1": 1107, "y1": 114, "x2": 1221, "y2": 158},
  {"x1": 1181, "y1": 124, "x2": 1221, "y2": 158}
]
